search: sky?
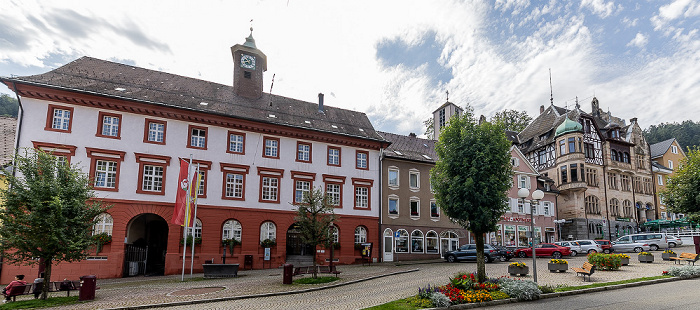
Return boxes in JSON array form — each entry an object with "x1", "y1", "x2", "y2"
[{"x1": 1, "y1": 0, "x2": 699, "y2": 137}]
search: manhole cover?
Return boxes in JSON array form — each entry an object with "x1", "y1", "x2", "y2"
[{"x1": 169, "y1": 287, "x2": 226, "y2": 296}]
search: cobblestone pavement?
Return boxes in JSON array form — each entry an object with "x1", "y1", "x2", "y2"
[{"x1": 18, "y1": 245, "x2": 693, "y2": 309}]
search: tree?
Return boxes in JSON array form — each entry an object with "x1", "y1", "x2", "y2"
[
  {"x1": 490, "y1": 109, "x2": 532, "y2": 132},
  {"x1": 423, "y1": 118, "x2": 434, "y2": 138},
  {"x1": 0, "y1": 94, "x2": 19, "y2": 117},
  {"x1": 644, "y1": 120, "x2": 700, "y2": 150},
  {"x1": 0, "y1": 149, "x2": 109, "y2": 299},
  {"x1": 430, "y1": 113, "x2": 513, "y2": 283},
  {"x1": 661, "y1": 147, "x2": 700, "y2": 223},
  {"x1": 293, "y1": 187, "x2": 336, "y2": 279}
]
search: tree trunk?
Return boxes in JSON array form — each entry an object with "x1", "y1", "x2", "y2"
[
  {"x1": 312, "y1": 246, "x2": 318, "y2": 279},
  {"x1": 475, "y1": 232, "x2": 486, "y2": 283},
  {"x1": 41, "y1": 258, "x2": 52, "y2": 300}
]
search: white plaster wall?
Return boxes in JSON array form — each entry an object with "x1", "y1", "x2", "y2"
[{"x1": 18, "y1": 98, "x2": 380, "y2": 217}]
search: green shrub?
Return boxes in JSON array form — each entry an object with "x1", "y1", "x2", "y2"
[
  {"x1": 539, "y1": 284, "x2": 556, "y2": 293},
  {"x1": 488, "y1": 290, "x2": 510, "y2": 300},
  {"x1": 498, "y1": 278, "x2": 541, "y2": 301},
  {"x1": 406, "y1": 295, "x2": 433, "y2": 308},
  {"x1": 430, "y1": 292, "x2": 452, "y2": 307},
  {"x1": 587, "y1": 253, "x2": 621, "y2": 270},
  {"x1": 667, "y1": 265, "x2": 700, "y2": 278}
]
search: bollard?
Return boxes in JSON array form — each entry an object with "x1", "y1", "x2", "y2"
[{"x1": 283, "y1": 264, "x2": 293, "y2": 284}]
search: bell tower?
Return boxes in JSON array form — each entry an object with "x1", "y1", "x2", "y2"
[{"x1": 231, "y1": 27, "x2": 267, "y2": 99}]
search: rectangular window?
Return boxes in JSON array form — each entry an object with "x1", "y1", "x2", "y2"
[
  {"x1": 561, "y1": 166, "x2": 568, "y2": 183},
  {"x1": 388, "y1": 197, "x2": 398, "y2": 215},
  {"x1": 294, "y1": 180, "x2": 311, "y2": 203},
  {"x1": 144, "y1": 119, "x2": 166, "y2": 144},
  {"x1": 197, "y1": 170, "x2": 206, "y2": 196},
  {"x1": 97, "y1": 112, "x2": 121, "y2": 138},
  {"x1": 188, "y1": 125, "x2": 207, "y2": 149},
  {"x1": 409, "y1": 171, "x2": 419, "y2": 189},
  {"x1": 263, "y1": 137, "x2": 280, "y2": 159},
  {"x1": 517, "y1": 200, "x2": 525, "y2": 213},
  {"x1": 388, "y1": 168, "x2": 399, "y2": 187},
  {"x1": 46, "y1": 105, "x2": 74, "y2": 132},
  {"x1": 356, "y1": 151, "x2": 368, "y2": 170},
  {"x1": 261, "y1": 176, "x2": 279, "y2": 202},
  {"x1": 296, "y1": 142, "x2": 312, "y2": 163},
  {"x1": 94, "y1": 160, "x2": 117, "y2": 188},
  {"x1": 504, "y1": 225, "x2": 516, "y2": 247},
  {"x1": 327, "y1": 147, "x2": 340, "y2": 166},
  {"x1": 410, "y1": 200, "x2": 419, "y2": 217},
  {"x1": 326, "y1": 183, "x2": 341, "y2": 207},
  {"x1": 543, "y1": 202, "x2": 551, "y2": 216},
  {"x1": 671, "y1": 145, "x2": 678, "y2": 154},
  {"x1": 228, "y1": 131, "x2": 245, "y2": 154},
  {"x1": 584, "y1": 142, "x2": 594, "y2": 159},
  {"x1": 355, "y1": 186, "x2": 369, "y2": 209},
  {"x1": 668, "y1": 160, "x2": 673, "y2": 169},
  {"x1": 142, "y1": 165, "x2": 164, "y2": 192},
  {"x1": 538, "y1": 150, "x2": 546, "y2": 165},
  {"x1": 559, "y1": 140, "x2": 566, "y2": 155},
  {"x1": 430, "y1": 201, "x2": 439, "y2": 218},
  {"x1": 518, "y1": 175, "x2": 528, "y2": 189},
  {"x1": 439, "y1": 108, "x2": 446, "y2": 129},
  {"x1": 657, "y1": 175, "x2": 663, "y2": 185},
  {"x1": 225, "y1": 173, "x2": 244, "y2": 199},
  {"x1": 570, "y1": 164, "x2": 578, "y2": 182},
  {"x1": 568, "y1": 137, "x2": 576, "y2": 153}
]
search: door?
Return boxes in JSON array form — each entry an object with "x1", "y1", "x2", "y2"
[{"x1": 383, "y1": 229, "x2": 393, "y2": 262}]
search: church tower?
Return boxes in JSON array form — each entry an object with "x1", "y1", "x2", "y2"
[{"x1": 231, "y1": 28, "x2": 267, "y2": 99}]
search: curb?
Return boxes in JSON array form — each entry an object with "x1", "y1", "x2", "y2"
[{"x1": 102, "y1": 268, "x2": 420, "y2": 310}]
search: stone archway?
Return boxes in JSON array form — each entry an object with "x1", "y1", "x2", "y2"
[
  {"x1": 124, "y1": 213, "x2": 168, "y2": 277},
  {"x1": 285, "y1": 223, "x2": 314, "y2": 266}
]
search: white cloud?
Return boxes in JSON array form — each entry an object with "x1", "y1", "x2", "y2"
[
  {"x1": 627, "y1": 33, "x2": 649, "y2": 48},
  {"x1": 580, "y1": 0, "x2": 622, "y2": 18}
]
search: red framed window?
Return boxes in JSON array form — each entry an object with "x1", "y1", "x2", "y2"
[
  {"x1": 221, "y1": 163, "x2": 250, "y2": 201},
  {"x1": 323, "y1": 174, "x2": 346, "y2": 209},
  {"x1": 296, "y1": 142, "x2": 312, "y2": 163},
  {"x1": 258, "y1": 167, "x2": 284, "y2": 203},
  {"x1": 44, "y1": 104, "x2": 74, "y2": 133},
  {"x1": 143, "y1": 118, "x2": 167, "y2": 145},
  {"x1": 356, "y1": 150, "x2": 369, "y2": 170},
  {"x1": 263, "y1": 137, "x2": 280, "y2": 159},
  {"x1": 135, "y1": 153, "x2": 171, "y2": 195},
  {"x1": 327, "y1": 146, "x2": 341, "y2": 166},
  {"x1": 86, "y1": 147, "x2": 126, "y2": 192},
  {"x1": 227, "y1": 131, "x2": 246, "y2": 154},
  {"x1": 291, "y1": 171, "x2": 316, "y2": 204},
  {"x1": 187, "y1": 125, "x2": 208, "y2": 150},
  {"x1": 32, "y1": 141, "x2": 77, "y2": 165},
  {"x1": 182, "y1": 159, "x2": 212, "y2": 199},
  {"x1": 96, "y1": 111, "x2": 122, "y2": 139},
  {"x1": 352, "y1": 178, "x2": 373, "y2": 210}
]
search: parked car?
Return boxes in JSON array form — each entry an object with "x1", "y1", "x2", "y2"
[
  {"x1": 595, "y1": 240, "x2": 614, "y2": 253},
  {"x1": 554, "y1": 241, "x2": 583, "y2": 256},
  {"x1": 616, "y1": 233, "x2": 669, "y2": 251},
  {"x1": 667, "y1": 235, "x2": 683, "y2": 248},
  {"x1": 611, "y1": 239, "x2": 651, "y2": 253},
  {"x1": 491, "y1": 245, "x2": 514, "y2": 261},
  {"x1": 514, "y1": 243, "x2": 571, "y2": 259},
  {"x1": 573, "y1": 240, "x2": 603, "y2": 253},
  {"x1": 444, "y1": 244, "x2": 502, "y2": 263}
]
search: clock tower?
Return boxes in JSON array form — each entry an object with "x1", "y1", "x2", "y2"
[{"x1": 231, "y1": 28, "x2": 267, "y2": 99}]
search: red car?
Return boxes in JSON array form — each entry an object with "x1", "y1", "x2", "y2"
[
  {"x1": 595, "y1": 240, "x2": 614, "y2": 254},
  {"x1": 514, "y1": 243, "x2": 571, "y2": 258}
]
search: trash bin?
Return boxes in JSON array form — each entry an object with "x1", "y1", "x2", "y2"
[
  {"x1": 79, "y1": 275, "x2": 97, "y2": 301},
  {"x1": 694, "y1": 236, "x2": 700, "y2": 254},
  {"x1": 283, "y1": 264, "x2": 293, "y2": 285}
]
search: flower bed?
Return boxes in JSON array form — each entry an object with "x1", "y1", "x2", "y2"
[
  {"x1": 613, "y1": 254, "x2": 630, "y2": 266},
  {"x1": 587, "y1": 253, "x2": 621, "y2": 270}
]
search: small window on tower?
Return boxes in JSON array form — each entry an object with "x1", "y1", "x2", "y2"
[{"x1": 244, "y1": 71, "x2": 251, "y2": 79}]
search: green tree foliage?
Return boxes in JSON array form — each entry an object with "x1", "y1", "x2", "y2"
[
  {"x1": 661, "y1": 147, "x2": 700, "y2": 222},
  {"x1": 293, "y1": 187, "x2": 336, "y2": 278},
  {"x1": 430, "y1": 112, "x2": 513, "y2": 282},
  {"x1": 423, "y1": 118, "x2": 434, "y2": 138},
  {"x1": 0, "y1": 94, "x2": 19, "y2": 117},
  {"x1": 490, "y1": 109, "x2": 532, "y2": 133},
  {"x1": 0, "y1": 149, "x2": 109, "y2": 299},
  {"x1": 644, "y1": 121, "x2": 700, "y2": 150}
]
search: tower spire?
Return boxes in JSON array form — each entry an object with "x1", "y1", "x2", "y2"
[
  {"x1": 446, "y1": 90, "x2": 449, "y2": 102},
  {"x1": 549, "y1": 68, "x2": 554, "y2": 106}
]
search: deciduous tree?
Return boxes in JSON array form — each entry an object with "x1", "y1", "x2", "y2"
[
  {"x1": 661, "y1": 147, "x2": 700, "y2": 222},
  {"x1": 293, "y1": 187, "x2": 336, "y2": 278},
  {"x1": 490, "y1": 109, "x2": 532, "y2": 132}
]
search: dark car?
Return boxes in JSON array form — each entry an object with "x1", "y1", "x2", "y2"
[
  {"x1": 444, "y1": 244, "x2": 502, "y2": 263},
  {"x1": 595, "y1": 240, "x2": 614, "y2": 253},
  {"x1": 514, "y1": 243, "x2": 571, "y2": 258},
  {"x1": 492, "y1": 245, "x2": 514, "y2": 261}
]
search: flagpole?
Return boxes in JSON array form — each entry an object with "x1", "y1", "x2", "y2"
[
  {"x1": 181, "y1": 155, "x2": 193, "y2": 281},
  {"x1": 190, "y1": 163, "x2": 201, "y2": 278}
]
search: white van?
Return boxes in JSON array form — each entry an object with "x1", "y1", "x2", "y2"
[{"x1": 615, "y1": 233, "x2": 668, "y2": 251}]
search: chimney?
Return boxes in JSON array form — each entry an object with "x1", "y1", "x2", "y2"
[
  {"x1": 318, "y1": 93, "x2": 324, "y2": 113},
  {"x1": 409, "y1": 132, "x2": 416, "y2": 138},
  {"x1": 540, "y1": 105, "x2": 545, "y2": 114}
]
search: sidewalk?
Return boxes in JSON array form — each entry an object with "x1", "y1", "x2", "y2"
[{"x1": 16, "y1": 245, "x2": 695, "y2": 309}]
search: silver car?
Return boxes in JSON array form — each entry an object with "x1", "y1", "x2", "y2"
[
  {"x1": 554, "y1": 241, "x2": 583, "y2": 256},
  {"x1": 573, "y1": 239, "x2": 603, "y2": 253},
  {"x1": 611, "y1": 238, "x2": 651, "y2": 253},
  {"x1": 667, "y1": 235, "x2": 683, "y2": 247}
]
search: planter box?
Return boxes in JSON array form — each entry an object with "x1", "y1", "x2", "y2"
[
  {"x1": 662, "y1": 253, "x2": 677, "y2": 261},
  {"x1": 620, "y1": 257, "x2": 630, "y2": 266},
  {"x1": 508, "y1": 265, "x2": 529, "y2": 276},
  {"x1": 203, "y1": 264, "x2": 239, "y2": 278},
  {"x1": 638, "y1": 255, "x2": 654, "y2": 263},
  {"x1": 548, "y1": 263, "x2": 568, "y2": 272}
]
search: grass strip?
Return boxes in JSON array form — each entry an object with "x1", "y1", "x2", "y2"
[
  {"x1": 554, "y1": 275, "x2": 672, "y2": 292},
  {"x1": 0, "y1": 296, "x2": 80, "y2": 309},
  {"x1": 293, "y1": 276, "x2": 340, "y2": 285},
  {"x1": 363, "y1": 298, "x2": 420, "y2": 310}
]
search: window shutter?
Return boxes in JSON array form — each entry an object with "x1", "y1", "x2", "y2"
[
  {"x1": 525, "y1": 202, "x2": 531, "y2": 214},
  {"x1": 510, "y1": 198, "x2": 517, "y2": 213},
  {"x1": 526, "y1": 176, "x2": 531, "y2": 189}
]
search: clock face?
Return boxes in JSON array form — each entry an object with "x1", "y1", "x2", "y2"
[{"x1": 240, "y1": 54, "x2": 256, "y2": 69}]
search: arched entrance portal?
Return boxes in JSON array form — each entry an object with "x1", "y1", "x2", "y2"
[
  {"x1": 286, "y1": 223, "x2": 314, "y2": 266},
  {"x1": 124, "y1": 213, "x2": 168, "y2": 277}
]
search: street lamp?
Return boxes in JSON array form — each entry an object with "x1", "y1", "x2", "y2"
[
  {"x1": 518, "y1": 187, "x2": 544, "y2": 283},
  {"x1": 553, "y1": 219, "x2": 566, "y2": 242}
]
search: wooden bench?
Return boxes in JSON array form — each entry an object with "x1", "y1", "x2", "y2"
[
  {"x1": 571, "y1": 262, "x2": 595, "y2": 281},
  {"x1": 293, "y1": 266, "x2": 342, "y2": 277},
  {"x1": 3, "y1": 284, "x2": 32, "y2": 302},
  {"x1": 318, "y1": 265, "x2": 342, "y2": 277},
  {"x1": 669, "y1": 253, "x2": 699, "y2": 265},
  {"x1": 4, "y1": 280, "x2": 82, "y2": 302}
]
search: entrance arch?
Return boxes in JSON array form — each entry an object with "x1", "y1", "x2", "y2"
[
  {"x1": 124, "y1": 213, "x2": 168, "y2": 277},
  {"x1": 286, "y1": 223, "x2": 314, "y2": 265}
]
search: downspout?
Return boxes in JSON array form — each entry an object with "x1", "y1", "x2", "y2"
[
  {"x1": 11, "y1": 81, "x2": 24, "y2": 177},
  {"x1": 378, "y1": 147, "x2": 384, "y2": 262}
]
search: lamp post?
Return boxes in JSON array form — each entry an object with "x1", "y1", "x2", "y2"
[
  {"x1": 518, "y1": 188, "x2": 544, "y2": 283},
  {"x1": 553, "y1": 219, "x2": 566, "y2": 242}
]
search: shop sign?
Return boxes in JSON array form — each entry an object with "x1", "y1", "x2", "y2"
[{"x1": 500, "y1": 215, "x2": 531, "y2": 223}]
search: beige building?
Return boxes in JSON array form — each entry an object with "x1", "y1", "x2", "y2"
[{"x1": 650, "y1": 138, "x2": 686, "y2": 220}]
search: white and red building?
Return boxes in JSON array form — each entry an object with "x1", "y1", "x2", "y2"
[{"x1": 0, "y1": 32, "x2": 387, "y2": 282}]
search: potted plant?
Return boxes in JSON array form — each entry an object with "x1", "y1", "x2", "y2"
[
  {"x1": 548, "y1": 259, "x2": 568, "y2": 272},
  {"x1": 92, "y1": 232, "x2": 112, "y2": 254},
  {"x1": 638, "y1": 252, "x2": 654, "y2": 263},
  {"x1": 508, "y1": 262, "x2": 529, "y2": 276},
  {"x1": 222, "y1": 238, "x2": 242, "y2": 255},
  {"x1": 661, "y1": 249, "x2": 677, "y2": 261},
  {"x1": 260, "y1": 238, "x2": 276, "y2": 248},
  {"x1": 616, "y1": 253, "x2": 630, "y2": 266},
  {"x1": 180, "y1": 235, "x2": 202, "y2": 245}
]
